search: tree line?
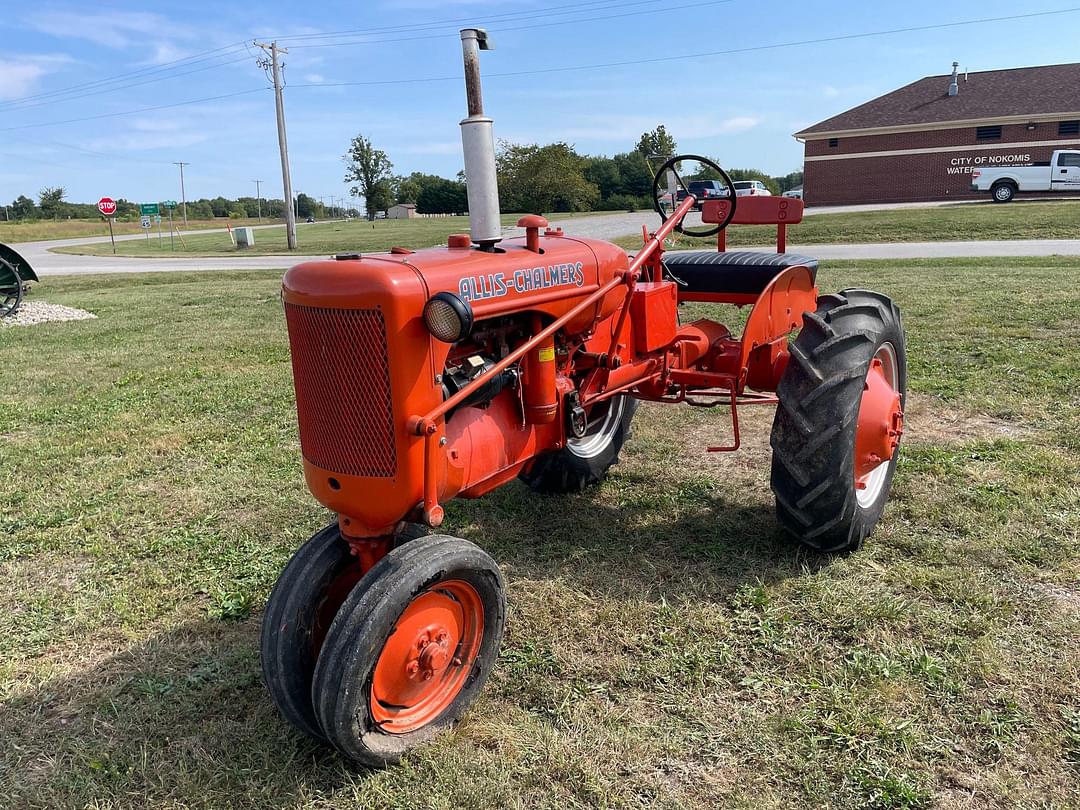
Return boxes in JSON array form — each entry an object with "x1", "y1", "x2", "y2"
[
  {"x1": 345, "y1": 125, "x2": 803, "y2": 219},
  {"x1": 2, "y1": 188, "x2": 355, "y2": 222}
]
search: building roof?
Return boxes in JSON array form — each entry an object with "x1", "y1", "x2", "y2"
[
  {"x1": 389, "y1": 203, "x2": 417, "y2": 209},
  {"x1": 796, "y1": 62, "x2": 1080, "y2": 138}
]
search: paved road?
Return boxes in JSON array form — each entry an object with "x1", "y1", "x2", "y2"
[{"x1": 12, "y1": 204, "x2": 1080, "y2": 277}]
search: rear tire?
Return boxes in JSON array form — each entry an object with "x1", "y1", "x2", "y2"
[
  {"x1": 519, "y1": 395, "x2": 637, "y2": 493},
  {"x1": 770, "y1": 290, "x2": 906, "y2": 553},
  {"x1": 991, "y1": 182, "x2": 1016, "y2": 203},
  {"x1": 312, "y1": 535, "x2": 505, "y2": 767}
]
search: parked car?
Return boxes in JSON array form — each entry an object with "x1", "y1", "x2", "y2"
[
  {"x1": 676, "y1": 179, "x2": 731, "y2": 208},
  {"x1": 734, "y1": 180, "x2": 772, "y2": 197},
  {"x1": 971, "y1": 150, "x2": 1080, "y2": 202},
  {"x1": 306, "y1": 216, "x2": 315, "y2": 223},
  {"x1": 782, "y1": 187, "x2": 803, "y2": 199}
]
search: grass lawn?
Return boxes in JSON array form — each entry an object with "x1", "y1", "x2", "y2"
[
  {"x1": 614, "y1": 199, "x2": 1080, "y2": 251},
  {"x1": 1, "y1": 259, "x2": 1078, "y2": 808},
  {"x1": 48, "y1": 212, "x2": 608, "y2": 258},
  {"x1": 0, "y1": 217, "x2": 268, "y2": 244}
]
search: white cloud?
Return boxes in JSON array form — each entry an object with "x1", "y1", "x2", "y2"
[
  {"x1": 139, "y1": 42, "x2": 193, "y2": 67},
  {"x1": 304, "y1": 73, "x2": 325, "y2": 84},
  {"x1": 397, "y1": 141, "x2": 461, "y2": 155},
  {"x1": 24, "y1": 10, "x2": 195, "y2": 49},
  {"x1": 0, "y1": 54, "x2": 72, "y2": 101},
  {"x1": 822, "y1": 85, "x2": 841, "y2": 98},
  {"x1": 132, "y1": 118, "x2": 184, "y2": 133},
  {"x1": 559, "y1": 113, "x2": 761, "y2": 142},
  {"x1": 85, "y1": 132, "x2": 210, "y2": 152}
]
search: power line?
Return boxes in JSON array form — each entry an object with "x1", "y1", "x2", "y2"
[
  {"x1": 0, "y1": 0, "x2": 655, "y2": 111},
  {"x1": 0, "y1": 54, "x2": 255, "y2": 114},
  {"x1": 283, "y1": 0, "x2": 734, "y2": 50},
  {"x1": 0, "y1": 41, "x2": 253, "y2": 109},
  {"x1": 0, "y1": 88, "x2": 268, "y2": 133},
  {"x1": 3, "y1": 6, "x2": 1077, "y2": 135},
  {"x1": 287, "y1": 7, "x2": 1080, "y2": 89},
  {"x1": 268, "y1": 0, "x2": 661, "y2": 43}
]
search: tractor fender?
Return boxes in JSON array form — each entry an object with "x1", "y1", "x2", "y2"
[
  {"x1": 0, "y1": 243, "x2": 38, "y2": 283},
  {"x1": 740, "y1": 264, "x2": 817, "y2": 391}
]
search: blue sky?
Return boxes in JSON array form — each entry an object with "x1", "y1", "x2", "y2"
[{"x1": 2, "y1": 0, "x2": 1079, "y2": 206}]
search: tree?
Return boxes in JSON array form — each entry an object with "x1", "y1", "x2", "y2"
[
  {"x1": 635, "y1": 125, "x2": 677, "y2": 160},
  {"x1": 417, "y1": 178, "x2": 467, "y2": 215},
  {"x1": 583, "y1": 157, "x2": 621, "y2": 201},
  {"x1": 496, "y1": 142, "x2": 598, "y2": 213},
  {"x1": 11, "y1": 195, "x2": 36, "y2": 219},
  {"x1": 368, "y1": 180, "x2": 395, "y2": 216},
  {"x1": 612, "y1": 152, "x2": 654, "y2": 197},
  {"x1": 394, "y1": 172, "x2": 445, "y2": 205},
  {"x1": 38, "y1": 186, "x2": 67, "y2": 219},
  {"x1": 344, "y1": 134, "x2": 393, "y2": 219},
  {"x1": 295, "y1": 193, "x2": 319, "y2": 218},
  {"x1": 777, "y1": 170, "x2": 804, "y2": 193}
]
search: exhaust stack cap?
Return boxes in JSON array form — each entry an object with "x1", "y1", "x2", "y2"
[
  {"x1": 948, "y1": 61, "x2": 959, "y2": 96},
  {"x1": 459, "y1": 28, "x2": 502, "y2": 249}
]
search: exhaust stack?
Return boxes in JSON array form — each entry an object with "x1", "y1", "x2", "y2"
[
  {"x1": 948, "y1": 61, "x2": 960, "y2": 96},
  {"x1": 459, "y1": 28, "x2": 501, "y2": 249}
]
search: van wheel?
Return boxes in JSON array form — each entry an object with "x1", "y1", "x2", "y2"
[{"x1": 991, "y1": 182, "x2": 1016, "y2": 203}]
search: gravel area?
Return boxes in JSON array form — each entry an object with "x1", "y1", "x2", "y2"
[{"x1": 2, "y1": 301, "x2": 97, "y2": 328}]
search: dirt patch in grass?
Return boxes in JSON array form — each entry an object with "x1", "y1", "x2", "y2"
[{"x1": 903, "y1": 393, "x2": 1030, "y2": 445}]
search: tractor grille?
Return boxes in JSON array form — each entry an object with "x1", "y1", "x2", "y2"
[{"x1": 284, "y1": 303, "x2": 396, "y2": 477}]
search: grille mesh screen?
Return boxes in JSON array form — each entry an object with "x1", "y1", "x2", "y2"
[{"x1": 284, "y1": 303, "x2": 396, "y2": 477}]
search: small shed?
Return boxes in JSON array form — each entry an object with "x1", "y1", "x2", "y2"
[{"x1": 387, "y1": 203, "x2": 418, "y2": 219}]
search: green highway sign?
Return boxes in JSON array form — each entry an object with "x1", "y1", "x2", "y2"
[
  {"x1": 162, "y1": 200, "x2": 178, "y2": 210},
  {"x1": 140, "y1": 203, "x2": 159, "y2": 215}
]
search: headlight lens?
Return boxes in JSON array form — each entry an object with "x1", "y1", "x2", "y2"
[{"x1": 423, "y1": 292, "x2": 473, "y2": 343}]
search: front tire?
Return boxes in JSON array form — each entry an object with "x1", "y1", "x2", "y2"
[
  {"x1": 770, "y1": 290, "x2": 906, "y2": 553},
  {"x1": 991, "y1": 182, "x2": 1016, "y2": 203},
  {"x1": 311, "y1": 535, "x2": 506, "y2": 767},
  {"x1": 261, "y1": 522, "x2": 363, "y2": 741},
  {"x1": 519, "y1": 395, "x2": 637, "y2": 493}
]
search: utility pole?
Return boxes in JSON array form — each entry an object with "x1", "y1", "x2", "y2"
[
  {"x1": 253, "y1": 179, "x2": 263, "y2": 220},
  {"x1": 173, "y1": 161, "x2": 190, "y2": 226},
  {"x1": 254, "y1": 40, "x2": 297, "y2": 249}
]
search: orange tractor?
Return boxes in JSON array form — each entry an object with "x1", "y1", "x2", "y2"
[{"x1": 263, "y1": 28, "x2": 906, "y2": 766}]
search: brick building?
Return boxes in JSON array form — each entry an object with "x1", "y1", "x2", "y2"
[{"x1": 795, "y1": 62, "x2": 1080, "y2": 206}]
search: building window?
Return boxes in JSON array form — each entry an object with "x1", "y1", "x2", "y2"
[
  {"x1": 828, "y1": 137, "x2": 839, "y2": 148},
  {"x1": 976, "y1": 125, "x2": 1002, "y2": 141},
  {"x1": 1059, "y1": 120, "x2": 1080, "y2": 136}
]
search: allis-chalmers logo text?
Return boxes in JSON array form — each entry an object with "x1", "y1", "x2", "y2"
[{"x1": 457, "y1": 261, "x2": 585, "y2": 302}]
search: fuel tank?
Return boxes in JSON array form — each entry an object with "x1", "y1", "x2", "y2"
[{"x1": 281, "y1": 230, "x2": 629, "y2": 537}]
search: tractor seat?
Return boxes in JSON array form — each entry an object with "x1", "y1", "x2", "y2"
[{"x1": 661, "y1": 250, "x2": 818, "y2": 296}]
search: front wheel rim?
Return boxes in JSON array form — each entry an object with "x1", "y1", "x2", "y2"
[
  {"x1": 854, "y1": 343, "x2": 903, "y2": 508},
  {"x1": 369, "y1": 579, "x2": 484, "y2": 734},
  {"x1": 566, "y1": 396, "x2": 625, "y2": 459}
]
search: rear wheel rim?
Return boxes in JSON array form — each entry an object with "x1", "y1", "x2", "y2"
[
  {"x1": 567, "y1": 396, "x2": 625, "y2": 459},
  {"x1": 854, "y1": 343, "x2": 903, "y2": 508},
  {"x1": 370, "y1": 579, "x2": 484, "y2": 734}
]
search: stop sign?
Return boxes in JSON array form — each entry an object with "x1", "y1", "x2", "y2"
[{"x1": 97, "y1": 197, "x2": 117, "y2": 217}]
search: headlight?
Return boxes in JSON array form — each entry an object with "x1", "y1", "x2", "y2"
[{"x1": 423, "y1": 292, "x2": 473, "y2": 343}]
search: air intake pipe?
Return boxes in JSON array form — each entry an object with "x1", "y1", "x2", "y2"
[{"x1": 459, "y1": 28, "x2": 501, "y2": 249}]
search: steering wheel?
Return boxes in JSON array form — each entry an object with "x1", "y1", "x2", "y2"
[{"x1": 651, "y1": 154, "x2": 737, "y2": 238}]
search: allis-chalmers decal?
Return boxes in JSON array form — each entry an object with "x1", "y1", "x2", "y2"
[{"x1": 457, "y1": 261, "x2": 585, "y2": 302}]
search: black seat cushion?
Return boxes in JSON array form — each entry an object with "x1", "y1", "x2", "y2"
[{"x1": 661, "y1": 251, "x2": 818, "y2": 296}]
